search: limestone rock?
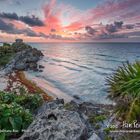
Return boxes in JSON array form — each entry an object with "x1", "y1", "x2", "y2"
[
  {"x1": 88, "y1": 133, "x2": 101, "y2": 140},
  {"x1": 4, "y1": 47, "x2": 44, "y2": 74},
  {"x1": 19, "y1": 99, "x2": 88, "y2": 140}
]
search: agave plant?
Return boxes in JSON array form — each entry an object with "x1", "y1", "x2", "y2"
[{"x1": 107, "y1": 61, "x2": 140, "y2": 122}]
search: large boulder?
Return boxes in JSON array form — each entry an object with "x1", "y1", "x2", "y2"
[
  {"x1": 18, "y1": 99, "x2": 89, "y2": 140},
  {"x1": 88, "y1": 133, "x2": 101, "y2": 140},
  {"x1": 14, "y1": 62, "x2": 26, "y2": 70}
]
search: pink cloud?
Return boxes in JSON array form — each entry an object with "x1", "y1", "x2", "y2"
[
  {"x1": 64, "y1": 21, "x2": 84, "y2": 31},
  {"x1": 32, "y1": 0, "x2": 140, "y2": 41},
  {"x1": 88, "y1": 0, "x2": 140, "y2": 23},
  {"x1": 33, "y1": 0, "x2": 62, "y2": 34},
  {"x1": 2, "y1": 0, "x2": 140, "y2": 42}
]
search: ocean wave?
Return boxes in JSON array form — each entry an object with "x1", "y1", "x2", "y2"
[
  {"x1": 94, "y1": 57, "x2": 126, "y2": 63},
  {"x1": 95, "y1": 66, "x2": 115, "y2": 72},
  {"x1": 93, "y1": 53, "x2": 118, "y2": 58},
  {"x1": 30, "y1": 42, "x2": 140, "y2": 104},
  {"x1": 58, "y1": 64, "x2": 82, "y2": 72},
  {"x1": 44, "y1": 56, "x2": 93, "y2": 71}
]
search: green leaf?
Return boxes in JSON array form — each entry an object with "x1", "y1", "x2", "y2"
[
  {"x1": 0, "y1": 133, "x2": 5, "y2": 140},
  {"x1": 9, "y1": 116, "x2": 22, "y2": 130},
  {"x1": 107, "y1": 61, "x2": 140, "y2": 121}
]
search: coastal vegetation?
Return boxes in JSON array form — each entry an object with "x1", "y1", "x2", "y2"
[
  {"x1": 1, "y1": 40, "x2": 140, "y2": 139},
  {"x1": 0, "y1": 90, "x2": 43, "y2": 140},
  {"x1": 0, "y1": 40, "x2": 51, "y2": 139},
  {"x1": 89, "y1": 114, "x2": 106, "y2": 124},
  {"x1": 0, "y1": 40, "x2": 33, "y2": 69},
  {"x1": 0, "y1": 43, "x2": 15, "y2": 67},
  {"x1": 107, "y1": 61, "x2": 140, "y2": 122}
]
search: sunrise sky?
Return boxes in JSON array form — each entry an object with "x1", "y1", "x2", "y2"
[{"x1": 0, "y1": 0, "x2": 140, "y2": 42}]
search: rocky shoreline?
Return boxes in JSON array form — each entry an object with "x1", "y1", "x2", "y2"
[
  {"x1": 0, "y1": 40, "x2": 52, "y2": 100},
  {"x1": 0, "y1": 71, "x2": 114, "y2": 140},
  {"x1": 18, "y1": 99, "x2": 113, "y2": 140},
  {"x1": 0, "y1": 41, "x2": 117, "y2": 140},
  {"x1": 0, "y1": 42, "x2": 112, "y2": 140},
  {"x1": 4, "y1": 46, "x2": 44, "y2": 74}
]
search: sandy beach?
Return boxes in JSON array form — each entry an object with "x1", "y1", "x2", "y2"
[
  {"x1": 0, "y1": 70, "x2": 52, "y2": 101},
  {"x1": 24, "y1": 71, "x2": 74, "y2": 102}
]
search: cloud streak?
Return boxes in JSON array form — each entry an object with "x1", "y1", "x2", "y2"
[
  {"x1": 84, "y1": 21, "x2": 138, "y2": 40},
  {"x1": 0, "y1": 12, "x2": 44, "y2": 27},
  {"x1": 0, "y1": 18, "x2": 45, "y2": 37},
  {"x1": 0, "y1": 0, "x2": 140, "y2": 42}
]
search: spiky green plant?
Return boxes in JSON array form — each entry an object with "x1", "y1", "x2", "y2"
[{"x1": 107, "y1": 61, "x2": 140, "y2": 122}]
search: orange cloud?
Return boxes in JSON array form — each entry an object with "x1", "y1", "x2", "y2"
[
  {"x1": 33, "y1": 0, "x2": 87, "y2": 37},
  {"x1": 33, "y1": 0, "x2": 62, "y2": 35},
  {"x1": 64, "y1": 21, "x2": 83, "y2": 31},
  {"x1": 2, "y1": 0, "x2": 139, "y2": 42}
]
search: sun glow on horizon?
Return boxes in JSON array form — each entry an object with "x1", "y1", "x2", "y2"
[{"x1": 0, "y1": 0, "x2": 140, "y2": 42}]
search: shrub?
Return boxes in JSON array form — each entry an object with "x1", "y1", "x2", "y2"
[
  {"x1": 3, "y1": 43, "x2": 11, "y2": 47},
  {"x1": 0, "y1": 102, "x2": 33, "y2": 139},
  {"x1": 0, "y1": 102, "x2": 33, "y2": 130},
  {"x1": 107, "y1": 61, "x2": 140, "y2": 122},
  {"x1": 0, "y1": 54, "x2": 14, "y2": 67},
  {"x1": 15, "y1": 93, "x2": 43, "y2": 112},
  {"x1": 89, "y1": 114, "x2": 106, "y2": 124},
  {"x1": 0, "y1": 91, "x2": 43, "y2": 113},
  {"x1": 0, "y1": 90, "x2": 43, "y2": 139}
]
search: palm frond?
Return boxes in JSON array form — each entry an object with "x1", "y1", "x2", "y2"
[{"x1": 107, "y1": 61, "x2": 140, "y2": 121}]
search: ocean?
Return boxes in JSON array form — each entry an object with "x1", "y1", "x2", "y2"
[{"x1": 26, "y1": 42, "x2": 140, "y2": 104}]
